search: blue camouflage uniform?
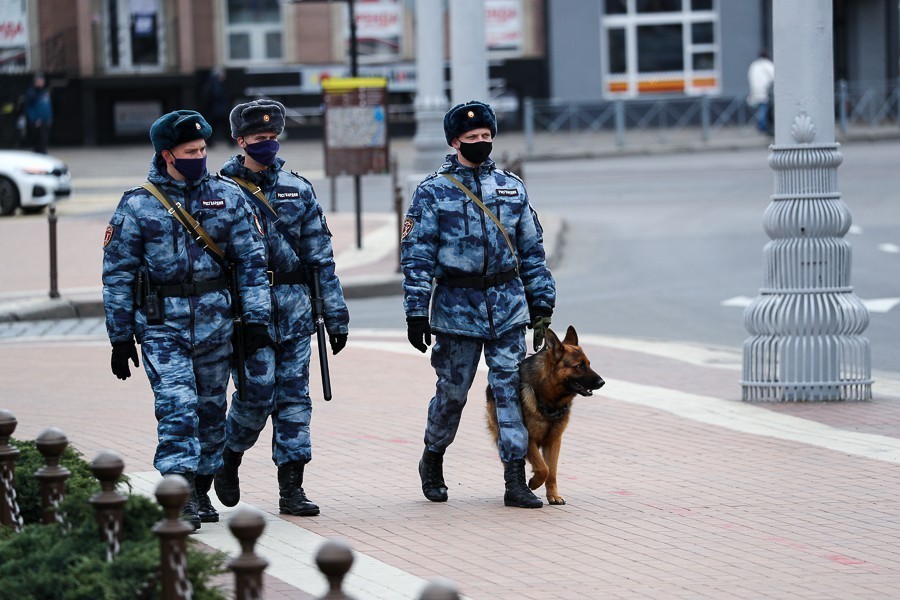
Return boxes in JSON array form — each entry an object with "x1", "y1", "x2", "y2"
[
  {"x1": 401, "y1": 153, "x2": 556, "y2": 462},
  {"x1": 220, "y1": 155, "x2": 349, "y2": 466},
  {"x1": 102, "y1": 155, "x2": 271, "y2": 476}
]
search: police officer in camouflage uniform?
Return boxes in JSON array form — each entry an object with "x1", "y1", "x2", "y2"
[
  {"x1": 102, "y1": 110, "x2": 272, "y2": 530},
  {"x1": 214, "y1": 99, "x2": 349, "y2": 517},
  {"x1": 401, "y1": 100, "x2": 556, "y2": 509}
]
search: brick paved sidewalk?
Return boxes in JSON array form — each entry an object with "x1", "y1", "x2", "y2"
[{"x1": 3, "y1": 329, "x2": 900, "y2": 599}]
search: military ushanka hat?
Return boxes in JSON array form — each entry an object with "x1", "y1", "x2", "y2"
[
  {"x1": 149, "y1": 110, "x2": 212, "y2": 153},
  {"x1": 230, "y1": 99, "x2": 286, "y2": 138},
  {"x1": 443, "y1": 100, "x2": 497, "y2": 145}
]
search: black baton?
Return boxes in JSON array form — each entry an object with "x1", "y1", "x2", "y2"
[
  {"x1": 230, "y1": 267, "x2": 248, "y2": 402},
  {"x1": 311, "y1": 267, "x2": 332, "y2": 400}
]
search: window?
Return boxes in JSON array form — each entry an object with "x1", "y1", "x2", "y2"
[
  {"x1": 226, "y1": 0, "x2": 283, "y2": 64},
  {"x1": 104, "y1": 0, "x2": 164, "y2": 72},
  {"x1": 601, "y1": 0, "x2": 719, "y2": 98}
]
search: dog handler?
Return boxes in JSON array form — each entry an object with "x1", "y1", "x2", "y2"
[{"x1": 401, "y1": 100, "x2": 556, "y2": 508}]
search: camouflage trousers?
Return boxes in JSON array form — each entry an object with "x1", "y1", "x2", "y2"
[
  {"x1": 140, "y1": 334, "x2": 231, "y2": 476},
  {"x1": 225, "y1": 335, "x2": 313, "y2": 466},
  {"x1": 426, "y1": 328, "x2": 528, "y2": 463}
]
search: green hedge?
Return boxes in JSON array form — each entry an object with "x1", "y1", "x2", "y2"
[{"x1": 0, "y1": 438, "x2": 227, "y2": 600}]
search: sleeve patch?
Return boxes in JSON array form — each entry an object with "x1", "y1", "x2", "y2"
[
  {"x1": 401, "y1": 217, "x2": 414, "y2": 240},
  {"x1": 103, "y1": 224, "x2": 115, "y2": 247}
]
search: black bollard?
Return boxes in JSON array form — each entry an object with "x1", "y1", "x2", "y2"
[{"x1": 48, "y1": 203, "x2": 60, "y2": 299}]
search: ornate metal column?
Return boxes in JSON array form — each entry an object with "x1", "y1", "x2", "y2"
[
  {"x1": 412, "y1": 0, "x2": 449, "y2": 173},
  {"x1": 742, "y1": 0, "x2": 871, "y2": 401}
]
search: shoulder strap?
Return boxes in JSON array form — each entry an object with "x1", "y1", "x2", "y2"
[
  {"x1": 442, "y1": 174, "x2": 518, "y2": 268},
  {"x1": 228, "y1": 175, "x2": 298, "y2": 247},
  {"x1": 140, "y1": 183, "x2": 227, "y2": 267}
]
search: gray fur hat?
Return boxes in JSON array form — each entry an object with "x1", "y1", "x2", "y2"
[{"x1": 229, "y1": 99, "x2": 286, "y2": 139}]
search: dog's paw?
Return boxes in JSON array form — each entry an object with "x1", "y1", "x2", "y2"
[{"x1": 547, "y1": 495, "x2": 566, "y2": 505}]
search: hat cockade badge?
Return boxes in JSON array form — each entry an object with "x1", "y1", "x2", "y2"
[{"x1": 263, "y1": 114, "x2": 271, "y2": 123}]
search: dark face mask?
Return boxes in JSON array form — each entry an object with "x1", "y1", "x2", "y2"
[
  {"x1": 173, "y1": 156, "x2": 207, "y2": 182},
  {"x1": 246, "y1": 139, "x2": 280, "y2": 166},
  {"x1": 458, "y1": 140, "x2": 492, "y2": 165}
]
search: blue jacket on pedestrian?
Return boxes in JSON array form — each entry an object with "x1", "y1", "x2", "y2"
[
  {"x1": 220, "y1": 155, "x2": 349, "y2": 341},
  {"x1": 102, "y1": 156, "x2": 271, "y2": 346},
  {"x1": 401, "y1": 154, "x2": 555, "y2": 339}
]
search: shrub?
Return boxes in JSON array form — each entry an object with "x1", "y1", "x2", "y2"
[{"x1": 0, "y1": 438, "x2": 227, "y2": 600}]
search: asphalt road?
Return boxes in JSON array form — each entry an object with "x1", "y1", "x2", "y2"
[{"x1": 349, "y1": 139, "x2": 900, "y2": 374}]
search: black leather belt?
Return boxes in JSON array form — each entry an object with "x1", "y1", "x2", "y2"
[
  {"x1": 438, "y1": 268, "x2": 518, "y2": 290},
  {"x1": 154, "y1": 278, "x2": 228, "y2": 298},
  {"x1": 267, "y1": 270, "x2": 307, "y2": 286}
]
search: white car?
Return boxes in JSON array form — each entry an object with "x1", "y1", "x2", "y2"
[{"x1": 0, "y1": 150, "x2": 72, "y2": 216}]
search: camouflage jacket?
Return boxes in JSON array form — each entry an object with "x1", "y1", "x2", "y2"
[
  {"x1": 220, "y1": 155, "x2": 349, "y2": 340},
  {"x1": 401, "y1": 154, "x2": 556, "y2": 338},
  {"x1": 102, "y1": 156, "x2": 271, "y2": 346}
]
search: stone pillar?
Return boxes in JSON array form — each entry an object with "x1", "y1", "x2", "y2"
[
  {"x1": 741, "y1": 0, "x2": 871, "y2": 401},
  {"x1": 449, "y1": 0, "x2": 488, "y2": 105},
  {"x1": 412, "y1": 0, "x2": 449, "y2": 173}
]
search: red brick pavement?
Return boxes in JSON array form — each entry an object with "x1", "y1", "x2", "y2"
[{"x1": 3, "y1": 330, "x2": 900, "y2": 599}]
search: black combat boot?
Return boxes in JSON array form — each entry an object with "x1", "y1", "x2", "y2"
[
  {"x1": 418, "y1": 448, "x2": 448, "y2": 502},
  {"x1": 214, "y1": 447, "x2": 243, "y2": 507},
  {"x1": 277, "y1": 461, "x2": 320, "y2": 516},
  {"x1": 503, "y1": 460, "x2": 543, "y2": 509},
  {"x1": 178, "y1": 472, "x2": 202, "y2": 530},
  {"x1": 194, "y1": 473, "x2": 219, "y2": 523}
]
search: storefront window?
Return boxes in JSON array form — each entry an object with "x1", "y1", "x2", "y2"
[{"x1": 602, "y1": 0, "x2": 719, "y2": 97}]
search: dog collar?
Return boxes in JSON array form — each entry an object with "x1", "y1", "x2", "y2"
[{"x1": 537, "y1": 401, "x2": 570, "y2": 421}]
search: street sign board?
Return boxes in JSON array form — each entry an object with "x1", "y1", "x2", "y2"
[{"x1": 322, "y1": 77, "x2": 389, "y2": 177}]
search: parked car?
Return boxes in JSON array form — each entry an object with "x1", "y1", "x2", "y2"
[{"x1": 0, "y1": 150, "x2": 72, "y2": 216}]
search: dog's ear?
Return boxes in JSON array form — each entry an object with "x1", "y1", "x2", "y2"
[
  {"x1": 562, "y1": 325, "x2": 578, "y2": 346},
  {"x1": 544, "y1": 327, "x2": 561, "y2": 353}
]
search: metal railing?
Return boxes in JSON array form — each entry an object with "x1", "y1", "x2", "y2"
[{"x1": 522, "y1": 79, "x2": 900, "y2": 153}]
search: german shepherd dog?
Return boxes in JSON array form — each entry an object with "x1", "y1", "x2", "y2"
[{"x1": 486, "y1": 326, "x2": 604, "y2": 505}]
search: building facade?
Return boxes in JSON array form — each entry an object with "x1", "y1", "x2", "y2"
[{"x1": 0, "y1": 0, "x2": 896, "y2": 147}]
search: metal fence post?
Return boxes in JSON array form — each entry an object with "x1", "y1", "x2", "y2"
[
  {"x1": 419, "y1": 578, "x2": 461, "y2": 600},
  {"x1": 614, "y1": 99, "x2": 625, "y2": 147},
  {"x1": 837, "y1": 79, "x2": 848, "y2": 135},
  {"x1": 153, "y1": 475, "x2": 194, "y2": 600},
  {"x1": 700, "y1": 95, "x2": 711, "y2": 142},
  {"x1": 316, "y1": 539, "x2": 355, "y2": 599},
  {"x1": 0, "y1": 409, "x2": 23, "y2": 531},
  {"x1": 523, "y1": 96, "x2": 534, "y2": 156},
  {"x1": 89, "y1": 450, "x2": 127, "y2": 561},
  {"x1": 228, "y1": 507, "x2": 268, "y2": 600},
  {"x1": 34, "y1": 427, "x2": 70, "y2": 526}
]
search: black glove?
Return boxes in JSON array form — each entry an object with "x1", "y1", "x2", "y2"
[
  {"x1": 527, "y1": 307, "x2": 552, "y2": 352},
  {"x1": 406, "y1": 316, "x2": 431, "y2": 353},
  {"x1": 329, "y1": 332, "x2": 348, "y2": 355},
  {"x1": 243, "y1": 324, "x2": 274, "y2": 356},
  {"x1": 111, "y1": 339, "x2": 139, "y2": 381}
]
